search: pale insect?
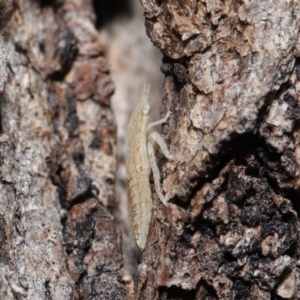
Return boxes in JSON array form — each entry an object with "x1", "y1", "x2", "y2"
[{"x1": 126, "y1": 83, "x2": 173, "y2": 250}]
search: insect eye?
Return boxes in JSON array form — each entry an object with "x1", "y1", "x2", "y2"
[{"x1": 143, "y1": 104, "x2": 150, "y2": 116}]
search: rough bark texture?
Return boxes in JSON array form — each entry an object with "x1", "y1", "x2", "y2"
[
  {"x1": 2, "y1": 0, "x2": 300, "y2": 299},
  {"x1": 134, "y1": 0, "x2": 300, "y2": 299},
  {"x1": 0, "y1": 0, "x2": 125, "y2": 299}
]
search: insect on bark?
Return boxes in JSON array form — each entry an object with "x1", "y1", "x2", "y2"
[{"x1": 126, "y1": 83, "x2": 173, "y2": 250}]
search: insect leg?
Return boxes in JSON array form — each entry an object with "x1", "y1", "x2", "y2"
[
  {"x1": 147, "y1": 111, "x2": 172, "y2": 130},
  {"x1": 148, "y1": 132, "x2": 173, "y2": 160},
  {"x1": 147, "y1": 141, "x2": 168, "y2": 206}
]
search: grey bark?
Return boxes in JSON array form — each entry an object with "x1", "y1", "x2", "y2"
[{"x1": 0, "y1": 0, "x2": 125, "y2": 299}]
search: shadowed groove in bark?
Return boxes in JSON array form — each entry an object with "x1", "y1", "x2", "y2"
[
  {"x1": 38, "y1": 0, "x2": 63, "y2": 9},
  {"x1": 47, "y1": 31, "x2": 79, "y2": 81},
  {"x1": 93, "y1": 0, "x2": 133, "y2": 28}
]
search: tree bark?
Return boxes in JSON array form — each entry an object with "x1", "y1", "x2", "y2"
[
  {"x1": 134, "y1": 0, "x2": 300, "y2": 299},
  {"x1": 0, "y1": 0, "x2": 125, "y2": 299},
  {"x1": 1, "y1": 0, "x2": 300, "y2": 300}
]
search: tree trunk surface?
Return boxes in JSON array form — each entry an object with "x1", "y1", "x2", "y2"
[
  {"x1": 1, "y1": 0, "x2": 300, "y2": 300},
  {"x1": 135, "y1": 0, "x2": 300, "y2": 299},
  {"x1": 0, "y1": 0, "x2": 125, "y2": 299}
]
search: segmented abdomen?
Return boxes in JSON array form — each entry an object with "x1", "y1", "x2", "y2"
[
  {"x1": 127, "y1": 172, "x2": 152, "y2": 249},
  {"x1": 126, "y1": 84, "x2": 152, "y2": 250}
]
